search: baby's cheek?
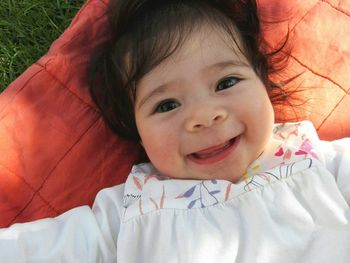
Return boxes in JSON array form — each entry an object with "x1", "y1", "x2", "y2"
[{"x1": 145, "y1": 138, "x2": 180, "y2": 174}]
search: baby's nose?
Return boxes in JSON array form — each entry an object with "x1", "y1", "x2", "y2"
[{"x1": 185, "y1": 105, "x2": 228, "y2": 132}]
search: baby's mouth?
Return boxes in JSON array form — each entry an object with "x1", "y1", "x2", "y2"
[{"x1": 189, "y1": 137, "x2": 237, "y2": 160}]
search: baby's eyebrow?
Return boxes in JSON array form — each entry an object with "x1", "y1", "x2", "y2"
[
  {"x1": 204, "y1": 59, "x2": 249, "y2": 71},
  {"x1": 137, "y1": 84, "x2": 171, "y2": 110}
]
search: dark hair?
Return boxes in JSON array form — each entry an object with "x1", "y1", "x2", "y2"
[{"x1": 89, "y1": 0, "x2": 297, "y2": 142}]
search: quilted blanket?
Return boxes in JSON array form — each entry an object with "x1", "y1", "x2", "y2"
[
  {"x1": 261, "y1": 0, "x2": 350, "y2": 140},
  {"x1": 0, "y1": 0, "x2": 349, "y2": 227}
]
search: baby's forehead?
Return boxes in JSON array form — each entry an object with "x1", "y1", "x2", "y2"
[
  {"x1": 144, "y1": 25, "x2": 249, "y2": 73},
  {"x1": 135, "y1": 26, "x2": 251, "y2": 100}
]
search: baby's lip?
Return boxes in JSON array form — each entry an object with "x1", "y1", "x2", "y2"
[
  {"x1": 193, "y1": 140, "x2": 232, "y2": 155},
  {"x1": 188, "y1": 136, "x2": 237, "y2": 160}
]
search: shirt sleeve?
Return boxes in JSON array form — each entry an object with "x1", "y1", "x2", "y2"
[
  {"x1": 0, "y1": 184, "x2": 125, "y2": 263},
  {"x1": 318, "y1": 138, "x2": 350, "y2": 205}
]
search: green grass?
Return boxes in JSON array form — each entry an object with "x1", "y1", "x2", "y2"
[{"x1": 0, "y1": 0, "x2": 86, "y2": 92}]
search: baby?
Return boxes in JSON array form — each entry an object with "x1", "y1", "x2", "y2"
[{"x1": 1, "y1": 0, "x2": 350, "y2": 262}]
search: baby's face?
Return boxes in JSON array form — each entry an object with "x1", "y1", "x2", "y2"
[{"x1": 134, "y1": 25, "x2": 274, "y2": 183}]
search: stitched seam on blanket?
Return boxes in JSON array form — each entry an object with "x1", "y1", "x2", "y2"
[
  {"x1": 7, "y1": 66, "x2": 101, "y2": 222},
  {"x1": 7, "y1": 0, "x2": 107, "y2": 224},
  {"x1": 320, "y1": 0, "x2": 350, "y2": 17},
  {"x1": 11, "y1": 193, "x2": 60, "y2": 226},
  {"x1": 35, "y1": 61, "x2": 99, "y2": 112},
  {"x1": 289, "y1": 54, "x2": 346, "y2": 131},
  {"x1": 0, "y1": 163, "x2": 36, "y2": 193},
  {"x1": 289, "y1": 54, "x2": 346, "y2": 93},
  {"x1": 0, "y1": 162, "x2": 61, "y2": 225},
  {"x1": 59, "y1": 10, "x2": 109, "y2": 51},
  {"x1": 317, "y1": 94, "x2": 349, "y2": 131},
  {"x1": 288, "y1": 2, "x2": 319, "y2": 36},
  {"x1": 43, "y1": 115, "x2": 100, "y2": 177},
  {"x1": 12, "y1": 114, "x2": 101, "y2": 223},
  {"x1": 0, "y1": 67, "x2": 44, "y2": 114}
]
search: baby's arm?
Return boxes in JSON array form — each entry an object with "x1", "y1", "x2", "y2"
[
  {"x1": 0, "y1": 184, "x2": 125, "y2": 262},
  {"x1": 319, "y1": 138, "x2": 350, "y2": 204}
]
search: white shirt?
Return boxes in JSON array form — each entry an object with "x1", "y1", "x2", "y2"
[{"x1": 1, "y1": 121, "x2": 350, "y2": 263}]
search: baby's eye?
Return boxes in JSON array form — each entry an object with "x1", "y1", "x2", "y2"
[
  {"x1": 216, "y1": 77, "x2": 240, "y2": 91},
  {"x1": 155, "y1": 99, "x2": 181, "y2": 113}
]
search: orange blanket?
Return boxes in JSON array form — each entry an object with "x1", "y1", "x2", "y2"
[{"x1": 0, "y1": 0, "x2": 349, "y2": 227}]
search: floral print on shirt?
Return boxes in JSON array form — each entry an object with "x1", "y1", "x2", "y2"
[{"x1": 123, "y1": 121, "x2": 321, "y2": 220}]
